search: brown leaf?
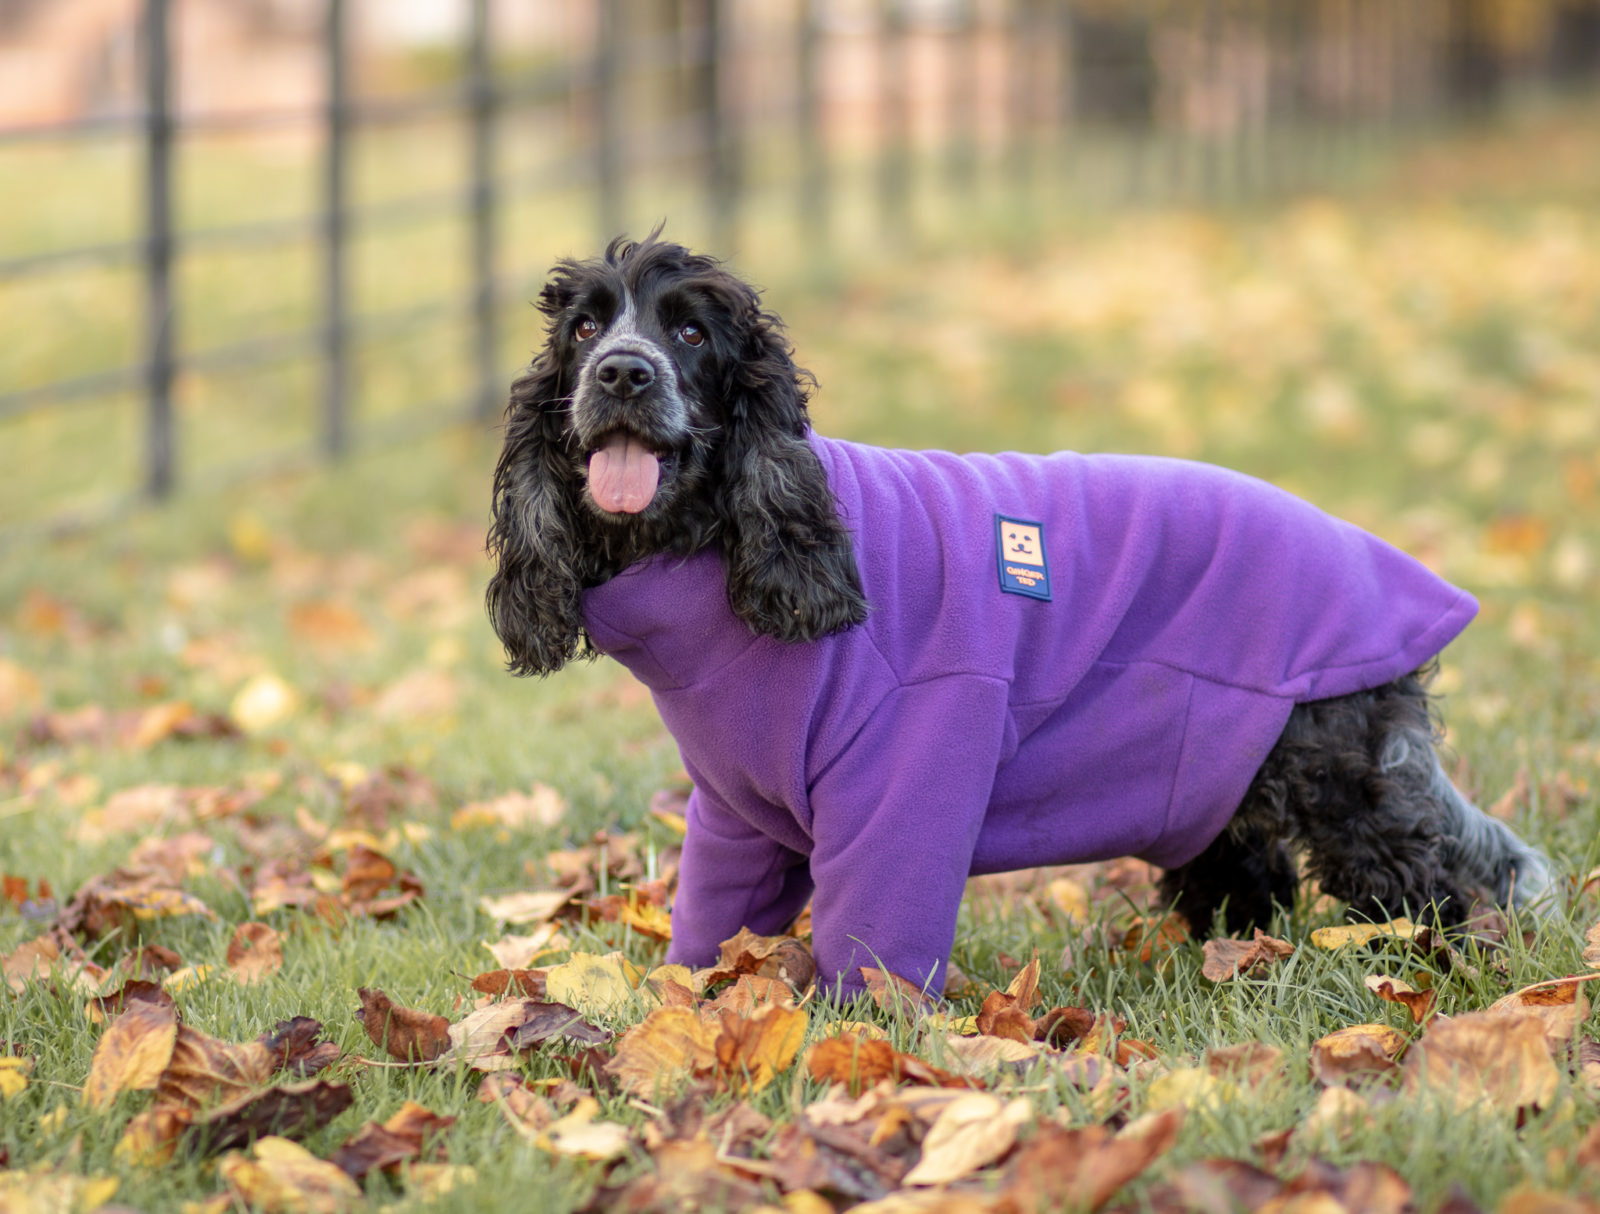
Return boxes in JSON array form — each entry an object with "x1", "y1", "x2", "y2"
[
  {"x1": 504, "y1": 1002, "x2": 614, "y2": 1051},
  {"x1": 712, "y1": 1004, "x2": 809, "y2": 1095},
  {"x1": 1121, "y1": 915, "x2": 1190, "y2": 963},
  {"x1": 340, "y1": 845, "x2": 423, "y2": 918},
  {"x1": 1403, "y1": 1010, "x2": 1561, "y2": 1114},
  {"x1": 605, "y1": 1006, "x2": 719, "y2": 1096},
  {"x1": 355, "y1": 988, "x2": 451, "y2": 1063},
  {"x1": 469, "y1": 968, "x2": 548, "y2": 999},
  {"x1": 1365, "y1": 974, "x2": 1438, "y2": 1024},
  {"x1": 1489, "y1": 975, "x2": 1597, "y2": 1051},
  {"x1": 83, "y1": 997, "x2": 180, "y2": 1109},
  {"x1": 1002, "y1": 1107, "x2": 1183, "y2": 1213},
  {"x1": 155, "y1": 1024, "x2": 275, "y2": 1110},
  {"x1": 331, "y1": 1100, "x2": 455, "y2": 1178},
  {"x1": 181, "y1": 1079, "x2": 356, "y2": 1156},
  {"x1": 577, "y1": 1136, "x2": 766, "y2": 1214},
  {"x1": 861, "y1": 967, "x2": 937, "y2": 1016},
  {"x1": 976, "y1": 989, "x2": 1035, "y2": 1044},
  {"x1": 1200, "y1": 930, "x2": 1294, "y2": 982},
  {"x1": 87, "y1": 979, "x2": 174, "y2": 1024},
  {"x1": 1034, "y1": 1006, "x2": 1096, "y2": 1047},
  {"x1": 706, "y1": 926, "x2": 816, "y2": 992},
  {"x1": 257, "y1": 1017, "x2": 341, "y2": 1077},
  {"x1": 805, "y1": 1035, "x2": 977, "y2": 1095},
  {"x1": 1309, "y1": 1023, "x2": 1405, "y2": 1087},
  {"x1": 226, "y1": 922, "x2": 284, "y2": 985},
  {"x1": 1204, "y1": 1042, "x2": 1285, "y2": 1086},
  {"x1": 1584, "y1": 924, "x2": 1600, "y2": 968}
]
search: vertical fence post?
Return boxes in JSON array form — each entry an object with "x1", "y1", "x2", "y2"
[
  {"x1": 468, "y1": 0, "x2": 498, "y2": 422},
  {"x1": 322, "y1": 0, "x2": 349, "y2": 459},
  {"x1": 702, "y1": 0, "x2": 738, "y2": 255},
  {"x1": 595, "y1": 0, "x2": 622, "y2": 243},
  {"x1": 877, "y1": 0, "x2": 911, "y2": 240},
  {"x1": 142, "y1": 0, "x2": 175, "y2": 499},
  {"x1": 797, "y1": 0, "x2": 829, "y2": 243}
]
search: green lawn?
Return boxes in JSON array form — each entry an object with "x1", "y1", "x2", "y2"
[{"x1": 2, "y1": 103, "x2": 1600, "y2": 1212}]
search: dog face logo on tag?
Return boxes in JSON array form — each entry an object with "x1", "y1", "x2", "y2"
[{"x1": 995, "y1": 515, "x2": 1051, "y2": 600}]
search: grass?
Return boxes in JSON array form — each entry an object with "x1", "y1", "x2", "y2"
[{"x1": 3, "y1": 101, "x2": 1600, "y2": 1211}]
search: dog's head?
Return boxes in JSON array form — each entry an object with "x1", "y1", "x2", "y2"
[{"x1": 487, "y1": 235, "x2": 867, "y2": 676}]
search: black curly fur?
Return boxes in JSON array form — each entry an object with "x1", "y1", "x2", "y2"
[
  {"x1": 1159, "y1": 665, "x2": 1552, "y2": 933},
  {"x1": 486, "y1": 235, "x2": 867, "y2": 676}
]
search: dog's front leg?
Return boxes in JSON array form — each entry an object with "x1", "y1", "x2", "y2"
[
  {"x1": 665, "y1": 785, "x2": 813, "y2": 972},
  {"x1": 805, "y1": 675, "x2": 1011, "y2": 1002}
]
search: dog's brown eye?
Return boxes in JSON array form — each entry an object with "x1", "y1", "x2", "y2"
[
  {"x1": 678, "y1": 323, "x2": 705, "y2": 347},
  {"x1": 575, "y1": 318, "x2": 599, "y2": 342}
]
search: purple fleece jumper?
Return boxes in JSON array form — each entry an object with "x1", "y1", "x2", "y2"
[{"x1": 580, "y1": 436, "x2": 1477, "y2": 998}]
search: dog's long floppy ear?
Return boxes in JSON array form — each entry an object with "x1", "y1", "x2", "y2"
[
  {"x1": 486, "y1": 347, "x2": 589, "y2": 676},
  {"x1": 714, "y1": 305, "x2": 868, "y2": 642}
]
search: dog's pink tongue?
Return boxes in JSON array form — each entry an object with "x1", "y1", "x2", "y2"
[{"x1": 588, "y1": 434, "x2": 661, "y2": 514}]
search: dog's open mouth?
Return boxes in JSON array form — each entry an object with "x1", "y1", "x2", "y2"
[{"x1": 586, "y1": 432, "x2": 671, "y2": 515}]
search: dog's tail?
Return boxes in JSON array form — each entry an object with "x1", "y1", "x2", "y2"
[{"x1": 1427, "y1": 753, "x2": 1558, "y2": 916}]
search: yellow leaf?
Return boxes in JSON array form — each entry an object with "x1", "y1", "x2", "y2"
[
  {"x1": 230, "y1": 673, "x2": 299, "y2": 734},
  {"x1": 0, "y1": 1055, "x2": 30, "y2": 1100},
  {"x1": 83, "y1": 999, "x2": 179, "y2": 1109},
  {"x1": 537, "y1": 1097, "x2": 633, "y2": 1161},
  {"x1": 546, "y1": 951, "x2": 642, "y2": 1015},
  {"x1": 220, "y1": 1136, "x2": 362, "y2": 1214},
  {"x1": 1146, "y1": 1066, "x2": 1236, "y2": 1113},
  {"x1": 163, "y1": 964, "x2": 216, "y2": 992},
  {"x1": 1309, "y1": 919, "x2": 1416, "y2": 950}
]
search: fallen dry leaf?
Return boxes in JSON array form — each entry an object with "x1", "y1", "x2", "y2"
[
  {"x1": 478, "y1": 889, "x2": 573, "y2": 926},
  {"x1": 545, "y1": 950, "x2": 642, "y2": 1016},
  {"x1": 860, "y1": 967, "x2": 938, "y2": 1016},
  {"x1": 903, "y1": 1093, "x2": 1032, "y2": 1185},
  {"x1": 1489, "y1": 975, "x2": 1597, "y2": 1051},
  {"x1": 226, "y1": 922, "x2": 284, "y2": 985},
  {"x1": 1122, "y1": 914, "x2": 1190, "y2": 963},
  {"x1": 83, "y1": 997, "x2": 179, "y2": 1109},
  {"x1": 355, "y1": 988, "x2": 451, "y2": 1063},
  {"x1": 331, "y1": 1100, "x2": 455, "y2": 1178},
  {"x1": 1365, "y1": 974, "x2": 1438, "y2": 1024},
  {"x1": 537, "y1": 1096, "x2": 634, "y2": 1162},
  {"x1": 1404, "y1": 1010, "x2": 1561, "y2": 1114},
  {"x1": 452, "y1": 784, "x2": 567, "y2": 832},
  {"x1": 220, "y1": 1135, "x2": 363, "y2": 1214},
  {"x1": 156, "y1": 1023, "x2": 276, "y2": 1110},
  {"x1": 712, "y1": 1003, "x2": 809, "y2": 1094},
  {"x1": 1200, "y1": 929, "x2": 1295, "y2": 982},
  {"x1": 1002, "y1": 1106, "x2": 1183, "y2": 1212},
  {"x1": 1309, "y1": 918, "x2": 1417, "y2": 951},
  {"x1": 806, "y1": 1035, "x2": 976, "y2": 1095},
  {"x1": 1309, "y1": 1023, "x2": 1406, "y2": 1087},
  {"x1": 605, "y1": 1006, "x2": 718, "y2": 1096},
  {"x1": 706, "y1": 926, "x2": 816, "y2": 992}
]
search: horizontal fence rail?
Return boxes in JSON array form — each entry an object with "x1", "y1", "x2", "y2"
[{"x1": 1, "y1": 0, "x2": 1598, "y2": 540}]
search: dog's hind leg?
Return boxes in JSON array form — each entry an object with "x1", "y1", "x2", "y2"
[
  {"x1": 1428, "y1": 753, "x2": 1556, "y2": 917},
  {"x1": 1158, "y1": 822, "x2": 1298, "y2": 937}
]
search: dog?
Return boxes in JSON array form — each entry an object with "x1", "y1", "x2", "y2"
[{"x1": 487, "y1": 235, "x2": 1554, "y2": 999}]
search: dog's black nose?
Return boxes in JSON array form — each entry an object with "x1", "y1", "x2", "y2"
[{"x1": 595, "y1": 352, "x2": 655, "y2": 399}]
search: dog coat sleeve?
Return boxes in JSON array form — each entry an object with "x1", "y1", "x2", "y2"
[
  {"x1": 665, "y1": 784, "x2": 814, "y2": 971},
  {"x1": 804, "y1": 673, "x2": 1013, "y2": 1000}
]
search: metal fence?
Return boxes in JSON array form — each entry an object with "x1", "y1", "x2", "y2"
[{"x1": 2, "y1": 0, "x2": 1598, "y2": 539}]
